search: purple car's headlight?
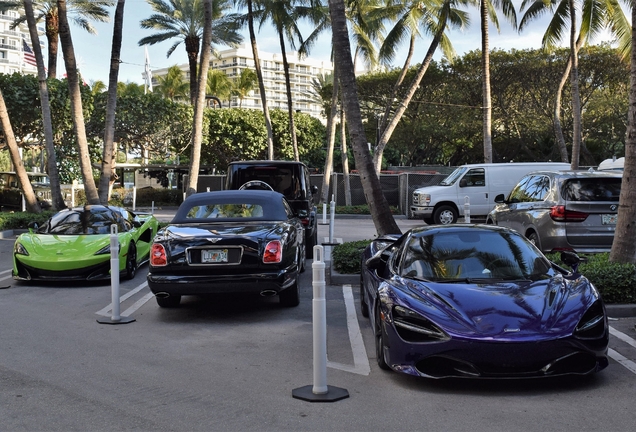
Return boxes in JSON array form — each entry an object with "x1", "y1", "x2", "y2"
[
  {"x1": 14, "y1": 242, "x2": 29, "y2": 256},
  {"x1": 574, "y1": 300, "x2": 606, "y2": 339},
  {"x1": 392, "y1": 305, "x2": 450, "y2": 343}
]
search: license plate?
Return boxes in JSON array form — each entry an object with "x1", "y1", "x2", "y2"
[
  {"x1": 601, "y1": 214, "x2": 618, "y2": 225},
  {"x1": 201, "y1": 249, "x2": 228, "y2": 263}
]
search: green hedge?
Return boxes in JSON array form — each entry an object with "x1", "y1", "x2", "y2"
[
  {"x1": 0, "y1": 210, "x2": 55, "y2": 230},
  {"x1": 336, "y1": 242, "x2": 636, "y2": 304}
]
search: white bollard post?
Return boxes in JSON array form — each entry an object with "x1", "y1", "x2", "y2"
[
  {"x1": 322, "y1": 203, "x2": 327, "y2": 224},
  {"x1": 464, "y1": 196, "x2": 470, "y2": 223},
  {"x1": 132, "y1": 186, "x2": 137, "y2": 211},
  {"x1": 312, "y1": 245, "x2": 328, "y2": 395},
  {"x1": 96, "y1": 224, "x2": 135, "y2": 325},
  {"x1": 291, "y1": 245, "x2": 348, "y2": 402},
  {"x1": 329, "y1": 195, "x2": 335, "y2": 244},
  {"x1": 151, "y1": 201, "x2": 155, "y2": 214}
]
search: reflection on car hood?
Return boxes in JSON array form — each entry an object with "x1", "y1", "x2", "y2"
[
  {"x1": 400, "y1": 275, "x2": 595, "y2": 339},
  {"x1": 17, "y1": 233, "x2": 111, "y2": 257}
]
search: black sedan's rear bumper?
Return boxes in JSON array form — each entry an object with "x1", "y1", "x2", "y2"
[{"x1": 147, "y1": 267, "x2": 298, "y2": 296}]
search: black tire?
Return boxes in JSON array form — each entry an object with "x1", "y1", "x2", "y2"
[
  {"x1": 299, "y1": 248, "x2": 306, "y2": 273},
  {"x1": 156, "y1": 295, "x2": 181, "y2": 308},
  {"x1": 306, "y1": 227, "x2": 317, "y2": 259},
  {"x1": 360, "y1": 272, "x2": 369, "y2": 318},
  {"x1": 280, "y1": 280, "x2": 300, "y2": 307},
  {"x1": 423, "y1": 217, "x2": 434, "y2": 225},
  {"x1": 375, "y1": 305, "x2": 390, "y2": 370},
  {"x1": 527, "y1": 231, "x2": 542, "y2": 251},
  {"x1": 125, "y1": 243, "x2": 137, "y2": 280},
  {"x1": 433, "y1": 205, "x2": 458, "y2": 225}
]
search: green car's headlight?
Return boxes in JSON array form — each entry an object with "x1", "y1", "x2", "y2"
[
  {"x1": 95, "y1": 244, "x2": 121, "y2": 255},
  {"x1": 14, "y1": 242, "x2": 29, "y2": 256}
]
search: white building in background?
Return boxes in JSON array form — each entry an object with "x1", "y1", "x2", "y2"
[
  {"x1": 150, "y1": 45, "x2": 333, "y2": 120},
  {"x1": 0, "y1": 9, "x2": 39, "y2": 75}
]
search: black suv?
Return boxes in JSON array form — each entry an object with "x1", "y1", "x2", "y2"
[
  {"x1": 0, "y1": 171, "x2": 53, "y2": 210},
  {"x1": 226, "y1": 160, "x2": 319, "y2": 257}
]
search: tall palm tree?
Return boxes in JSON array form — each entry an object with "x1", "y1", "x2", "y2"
[
  {"x1": 155, "y1": 65, "x2": 189, "y2": 100},
  {"x1": 609, "y1": 3, "x2": 636, "y2": 264},
  {"x1": 478, "y1": 0, "x2": 517, "y2": 163},
  {"x1": 0, "y1": 0, "x2": 113, "y2": 79},
  {"x1": 253, "y1": 0, "x2": 316, "y2": 161},
  {"x1": 232, "y1": 68, "x2": 257, "y2": 107},
  {"x1": 186, "y1": 0, "x2": 213, "y2": 197},
  {"x1": 57, "y1": 0, "x2": 99, "y2": 204},
  {"x1": 206, "y1": 69, "x2": 232, "y2": 104},
  {"x1": 139, "y1": 0, "x2": 243, "y2": 105},
  {"x1": 97, "y1": 0, "x2": 125, "y2": 204},
  {"x1": 22, "y1": 0, "x2": 65, "y2": 210},
  {"x1": 328, "y1": 0, "x2": 400, "y2": 236},
  {"x1": 234, "y1": 0, "x2": 274, "y2": 159},
  {"x1": 520, "y1": 0, "x2": 630, "y2": 169}
]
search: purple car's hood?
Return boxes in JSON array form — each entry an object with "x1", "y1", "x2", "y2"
[{"x1": 402, "y1": 276, "x2": 594, "y2": 339}]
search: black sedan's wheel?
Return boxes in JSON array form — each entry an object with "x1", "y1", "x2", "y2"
[
  {"x1": 375, "y1": 306, "x2": 390, "y2": 370},
  {"x1": 125, "y1": 243, "x2": 137, "y2": 280},
  {"x1": 156, "y1": 295, "x2": 181, "y2": 308},
  {"x1": 360, "y1": 272, "x2": 369, "y2": 318},
  {"x1": 433, "y1": 205, "x2": 458, "y2": 225},
  {"x1": 280, "y1": 280, "x2": 300, "y2": 307}
]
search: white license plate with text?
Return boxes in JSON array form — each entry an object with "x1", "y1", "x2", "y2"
[
  {"x1": 601, "y1": 214, "x2": 618, "y2": 225},
  {"x1": 202, "y1": 249, "x2": 228, "y2": 263}
]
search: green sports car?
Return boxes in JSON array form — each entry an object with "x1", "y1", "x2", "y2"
[{"x1": 13, "y1": 205, "x2": 159, "y2": 281}]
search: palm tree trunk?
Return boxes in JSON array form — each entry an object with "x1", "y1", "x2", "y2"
[
  {"x1": 45, "y1": 10, "x2": 59, "y2": 79},
  {"x1": 186, "y1": 0, "x2": 213, "y2": 197},
  {"x1": 328, "y1": 0, "x2": 400, "y2": 236},
  {"x1": 0, "y1": 89, "x2": 41, "y2": 213},
  {"x1": 340, "y1": 105, "x2": 351, "y2": 206},
  {"x1": 569, "y1": 0, "x2": 582, "y2": 169},
  {"x1": 481, "y1": 0, "x2": 493, "y2": 163},
  {"x1": 320, "y1": 61, "x2": 339, "y2": 206},
  {"x1": 278, "y1": 31, "x2": 299, "y2": 161},
  {"x1": 98, "y1": 0, "x2": 125, "y2": 204},
  {"x1": 247, "y1": 0, "x2": 274, "y2": 159},
  {"x1": 609, "y1": 5, "x2": 636, "y2": 264},
  {"x1": 57, "y1": 0, "x2": 99, "y2": 205},
  {"x1": 24, "y1": 0, "x2": 65, "y2": 210},
  {"x1": 186, "y1": 35, "x2": 200, "y2": 105}
]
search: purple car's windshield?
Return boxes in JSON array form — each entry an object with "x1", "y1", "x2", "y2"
[{"x1": 400, "y1": 230, "x2": 554, "y2": 282}]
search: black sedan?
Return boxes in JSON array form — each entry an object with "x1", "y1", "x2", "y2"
[
  {"x1": 147, "y1": 190, "x2": 306, "y2": 308},
  {"x1": 360, "y1": 224, "x2": 609, "y2": 379}
]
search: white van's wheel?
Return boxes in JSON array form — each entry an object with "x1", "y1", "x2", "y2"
[{"x1": 433, "y1": 205, "x2": 458, "y2": 225}]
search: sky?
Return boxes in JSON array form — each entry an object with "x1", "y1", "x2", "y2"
[{"x1": 66, "y1": 0, "x2": 622, "y2": 86}]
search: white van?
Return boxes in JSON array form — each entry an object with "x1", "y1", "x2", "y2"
[{"x1": 411, "y1": 162, "x2": 571, "y2": 224}]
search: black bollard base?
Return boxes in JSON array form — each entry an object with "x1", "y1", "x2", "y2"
[
  {"x1": 96, "y1": 316, "x2": 136, "y2": 325},
  {"x1": 292, "y1": 385, "x2": 349, "y2": 402}
]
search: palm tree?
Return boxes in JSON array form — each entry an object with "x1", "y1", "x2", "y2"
[
  {"x1": 97, "y1": 0, "x2": 125, "y2": 204},
  {"x1": 206, "y1": 69, "x2": 232, "y2": 105},
  {"x1": 478, "y1": 0, "x2": 517, "y2": 163},
  {"x1": 609, "y1": 4, "x2": 636, "y2": 264},
  {"x1": 234, "y1": 0, "x2": 275, "y2": 159},
  {"x1": 0, "y1": 89, "x2": 41, "y2": 213},
  {"x1": 232, "y1": 68, "x2": 257, "y2": 107},
  {"x1": 154, "y1": 65, "x2": 189, "y2": 100},
  {"x1": 519, "y1": 0, "x2": 630, "y2": 169},
  {"x1": 253, "y1": 0, "x2": 317, "y2": 161},
  {"x1": 139, "y1": 0, "x2": 243, "y2": 105},
  {"x1": 328, "y1": 0, "x2": 400, "y2": 236},
  {"x1": 0, "y1": 0, "x2": 113, "y2": 79},
  {"x1": 22, "y1": 0, "x2": 65, "y2": 210},
  {"x1": 186, "y1": 0, "x2": 213, "y2": 197},
  {"x1": 57, "y1": 0, "x2": 99, "y2": 204}
]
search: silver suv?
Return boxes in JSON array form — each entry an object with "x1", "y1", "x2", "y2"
[{"x1": 486, "y1": 170, "x2": 623, "y2": 253}]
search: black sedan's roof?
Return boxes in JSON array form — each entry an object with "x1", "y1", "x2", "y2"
[{"x1": 173, "y1": 190, "x2": 290, "y2": 223}]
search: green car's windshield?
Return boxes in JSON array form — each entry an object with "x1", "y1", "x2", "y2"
[{"x1": 41, "y1": 208, "x2": 125, "y2": 235}]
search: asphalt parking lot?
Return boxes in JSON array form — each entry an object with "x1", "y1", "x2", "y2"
[{"x1": 1, "y1": 213, "x2": 636, "y2": 431}]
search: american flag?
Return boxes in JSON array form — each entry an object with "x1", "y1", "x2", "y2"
[{"x1": 22, "y1": 40, "x2": 37, "y2": 67}]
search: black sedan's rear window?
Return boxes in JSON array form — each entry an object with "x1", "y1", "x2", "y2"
[
  {"x1": 185, "y1": 203, "x2": 264, "y2": 219},
  {"x1": 562, "y1": 178, "x2": 621, "y2": 202}
]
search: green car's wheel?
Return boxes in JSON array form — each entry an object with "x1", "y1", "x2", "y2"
[
  {"x1": 156, "y1": 295, "x2": 181, "y2": 308},
  {"x1": 125, "y1": 243, "x2": 137, "y2": 280}
]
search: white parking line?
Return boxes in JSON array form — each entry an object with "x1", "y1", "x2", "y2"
[
  {"x1": 610, "y1": 326, "x2": 636, "y2": 349},
  {"x1": 327, "y1": 284, "x2": 371, "y2": 376},
  {"x1": 0, "y1": 269, "x2": 12, "y2": 275},
  {"x1": 95, "y1": 281, "x2": 151, "y2": 317},
  {"x1": 608, "y1": 349, "x2": 636, "y2": 374}
]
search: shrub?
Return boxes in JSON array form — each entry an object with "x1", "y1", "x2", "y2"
[
  {"x1": 332, "y1": 239, "x2": 372, "y2": 274},
  {"x1": 317, "y1": 204, "x2": 399, "y2": 215},
  {"x1": 0, "y1": 210, "x2": 55, "y2": 230}
]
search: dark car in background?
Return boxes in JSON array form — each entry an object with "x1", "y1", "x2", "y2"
[
  {"x1": 0, "y1": 171, "x2": 52, "y2": 210},
  {"x1": 226, "y1": 160, "x2": 319, "y2": 257},
  {"x1": 147, "y1": 190, "x2": 305, "y2": 308},
  {"x1": 486, "y1": 170, "x2": 623, "y2": 253}
]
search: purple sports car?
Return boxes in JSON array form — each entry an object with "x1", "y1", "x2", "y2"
[{"x1": 360, "y1": 224, "x2": 609, "y2": 379}]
